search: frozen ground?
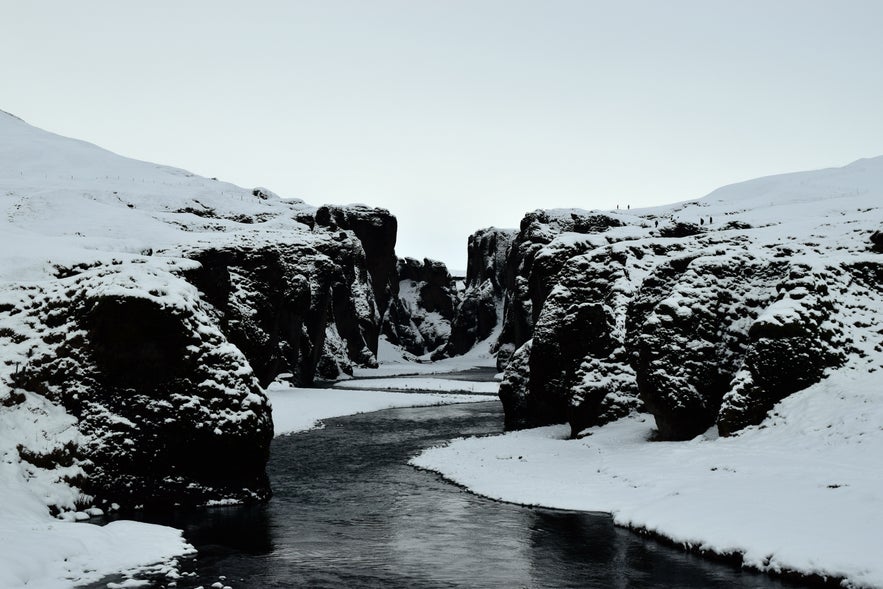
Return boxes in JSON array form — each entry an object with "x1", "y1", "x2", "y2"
[
  {"x1": 268, "y1": 385, "x2": 485, "y2": 436},
  {"x1": 332, "y1": 377, "x2": 498, "y2": 395},
  {"x1": 351, "y1": 331, "x2": 498, "y2": 378},
  {"x1": 0, "y1": 395, "x2": 193, "y2": 589},
  {"x1": 413, "y1": 369, "x2": 883, "y2": 588}
]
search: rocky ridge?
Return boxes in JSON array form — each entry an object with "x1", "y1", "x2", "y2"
[
  {"x1": 0, "y1": 112, "x2": 449, "y2": 511},
  {"x1": 439, "y1": 227, "x2": 515, "y2": 359},
  {"x1": 491, "y1": 160, "x2": 883, "y2": 440}
]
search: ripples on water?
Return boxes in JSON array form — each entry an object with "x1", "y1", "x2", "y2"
[{"x1": 85, "y1": 400, "x2": 809, "y2": 588}]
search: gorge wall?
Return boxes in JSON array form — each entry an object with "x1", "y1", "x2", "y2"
[
  {"x1": 4, "y1": 201, "x2": 451, "y2": 509},
  {"x1": 484, "y1": 160, "x2": 883, "y2": 441},
  {"x1": 3, "y1": 110, "x2": 882, "y2": 519},
  {"x1": 0, "y1": 111, "x2": 472, "y2": 513}
]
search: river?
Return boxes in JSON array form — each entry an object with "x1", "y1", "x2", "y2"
[{"x1": 84, "y1": 381, "x2": 811, "y2": 588}]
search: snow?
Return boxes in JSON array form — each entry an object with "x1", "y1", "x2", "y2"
[
  {"x1": 414, "y1": 367, "x2": 883, "y2": 587},
  {"x1": 0, "y1": 395, "x2": 193, "y2": 589},
  {"x1": 355, "y1": 324, "x2": 500, "y2": 377},
  {"x1": 0, "y1": 111, "x2": 316, "y2": 589},
  {"x1": 407, "y1": 155, "x2": 883, "y2": 588},
  {"x1": 2, "y1": 109, "x2": 883, "y2": 588},
  {"x1": 333, "y1": 377, "x2": 498, "y2": 395},
  {"x1": 266, "y1": 385, "x2": 484, "y2": 436}
]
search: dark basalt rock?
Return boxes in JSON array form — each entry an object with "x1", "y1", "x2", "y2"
[
  {"x1": 87, "y1": 296, "x2": 191, "y2": 388},
  {"x1": 10, "y1": 204, "x2": 400, "y2": 509},
  {"x1": 315, "y1": 205, "x2": 398, "y2": 356},
  {"x1": 440, "y1": 228, "x2": 515, "y2": 359},
  {"x1": 871, "y1": 230, "x2": 883, "y2": 253},
  {"x1": 187, "y1": 247, "x2": 314, "y2": 387},
  {"x1": 14, "y1": 288, "x2": 273, "y2": 509},
  {"x1": 628, "y1": 255, "x2": 791, "y2": 439},
  {"x1": 441, "y1": 280, "x2": 499, "y2": 358},
  {"x1": 658, "y1": 221, "x2": 704, "y2": 238},
  {"x1": 717, "y1": 266, "x2": 846, "y2": 435},
  {"x1": 497, "y1": 340, "x2": 532, "y2": 430},
  {"x1": 493, "y1": 207, "x2": 849, "y2": 440},
  {"x1": 384, "y1": 257, "x2": 459, "y2": 356},
  {"x1": 496, "y1": 211, "x2": 624, "y2": 368},
  {"x1": 398, "y1": 257, "x2": 457, "y2": 317}
]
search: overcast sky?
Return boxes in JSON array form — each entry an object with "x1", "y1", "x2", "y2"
[{"x1": 3, "y1": 0, "x2": 882, "y2": 269}]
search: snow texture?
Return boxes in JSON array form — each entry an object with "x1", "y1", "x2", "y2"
[
  {"x1": 418, "y1": 156, "x2": 883, "y2": 588},
  {"x1": 267, "y1": 385, "x2": 483, "y2": 436}
]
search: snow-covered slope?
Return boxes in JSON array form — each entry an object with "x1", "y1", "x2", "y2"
[
  {"x1": 0, "y1": 111, "x2": 398, "y2": 587},
  {"x1": 491, "y1": 156, "x2": 882, "y2": 436},
  {"x1": 417, "y1": 157, "x2": 883, "y2": 587}
]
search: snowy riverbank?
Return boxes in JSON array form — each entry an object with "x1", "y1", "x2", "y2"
[
  {"x1": 0, "y1": 376, "x2": 489, "y2": 589},
  {"x1": 0, "y1": 393, "x2": 194, "y2": 589},
  {"x1": 412, "y1": 368, "x2": 883, "y2": 588},
  {"x1": 268, "y1": 384, "x2": 488, "y2": 436}
]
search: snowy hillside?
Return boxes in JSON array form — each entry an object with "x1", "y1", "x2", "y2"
[
  {"x1": 417, "y1": 157, "x2": 883, "y2": 587},
  {"x1": 0, "y1": 110, "x2": 411, "y2": 587}
]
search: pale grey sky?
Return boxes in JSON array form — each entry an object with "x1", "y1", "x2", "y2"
[{"x1": 3, "y1": 0, "x2": 882, "y2": 268}]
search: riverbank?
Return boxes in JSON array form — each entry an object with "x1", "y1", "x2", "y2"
[
  {"x1": 412, "y1": 368, "x2": 883, "y2": 589},
  {"x1": 0, "y1": 370, "x2": 491, "y2": 589},
  {"x1": 267, "y1": 383, "x2": 486, "y2": 436}
]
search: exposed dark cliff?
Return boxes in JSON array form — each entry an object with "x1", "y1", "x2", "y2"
[
  {"x1": 495, "y1": 211, "x2": 625, "y2": 369},
  {"x1": 493, "y1": 205, "x2": 866, "y2": 441},
  {"x1": 10, "y1": 268, "x2": 274, "y2": 509},
  {"x1": 5, "y1": 202, "x2": 404, "y2": 510},
  {"x1": 438, "y1": 227, "x2": 515, "y2": 359},
  {"x1": 383, "y1": 257, "x2": 459, "y2": 357},
  {"x1": 315, "y1": 204, "x2": 398, "y2": 359}
]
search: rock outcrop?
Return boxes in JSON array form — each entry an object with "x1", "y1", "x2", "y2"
[
  {"x1": 4, "y1": 204, "x2": 406, "y2": 509},
  {"x1": 495, "y1": 211, "x2": 625, "y2": 369},
  {"x1": 314, "y1": 205, "x2": 398, "y2": 358},
  {"x1": 439, "y1": 227, "x2": 515, "y2": 358},
  {"x1": 493, "y1": 180, "x2": 877, "y2": 440},
  {"x1": 8, "y1": 264, "x2": 274, "y2": 509},
  {"x1": 384, "y1": 257, "x2": 459, "y2": 356}
]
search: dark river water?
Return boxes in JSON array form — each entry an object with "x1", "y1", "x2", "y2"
[{"x1": 85, "y1": 387, "x2": 812, "y2": 588}]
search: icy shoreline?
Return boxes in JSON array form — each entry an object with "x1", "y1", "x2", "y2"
[{"x1": 411, "y1": 369, "x2": 883, "y2": 589}]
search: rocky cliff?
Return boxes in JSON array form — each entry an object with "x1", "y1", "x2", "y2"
[
  {"x1": 438, "y1": 227, "x2": 515, "y2": 359},
  {"x1": 494, "y1": 160, "x2": 883, "y2": 440},
  {"x1": 383, "y1": 257, "x2": 460, "y2": 357},
  {"x1": 0, "y1": 111, "x2": 408, "y2": 511}
]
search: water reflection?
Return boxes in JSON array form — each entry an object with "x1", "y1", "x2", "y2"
[{"x1": 83, "y1": 401, "x2": 809, "y2": 589}]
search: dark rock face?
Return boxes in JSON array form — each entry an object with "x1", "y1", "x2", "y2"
[
  {"x1": 871, "y1": 230, "x2": 883, "y2": 253},
  {"x1": 315, "y1": 205, "x2": 397, "y2": 357},
  {"x1": 186, "y1": 247, "x2": 313, "y2": 387},
  {"x1": 441, "y1": 228, "x2": 515, "y2": 358},
  {"x1": 497, "y1": 340, "x2": 532, "y2": 430},
  {"x1": 494, "y1": 209, "x2": 850, "y2": 440},
  {"x1": 629, "y1": 255, "x2": 790, "y2": 440},
  {"x1": 384, "y1": 257, "x2": 459, "y2": 356},
  {"x1": 716, "y1": 266, "x2": 846, "y2": 436},
  {"x1": 13, "y1": 281, "x2": 273, "y2": 509},
  {"x1": 496, "y1": 211, "x2": 625, "y2": 369},
  {"x1": 8, "y1": 204, "x2": 401, "y2": 509}
]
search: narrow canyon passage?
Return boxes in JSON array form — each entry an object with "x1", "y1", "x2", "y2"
[{"x1": 84, "y1": 387, "x2": 811, "y2": 589}]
